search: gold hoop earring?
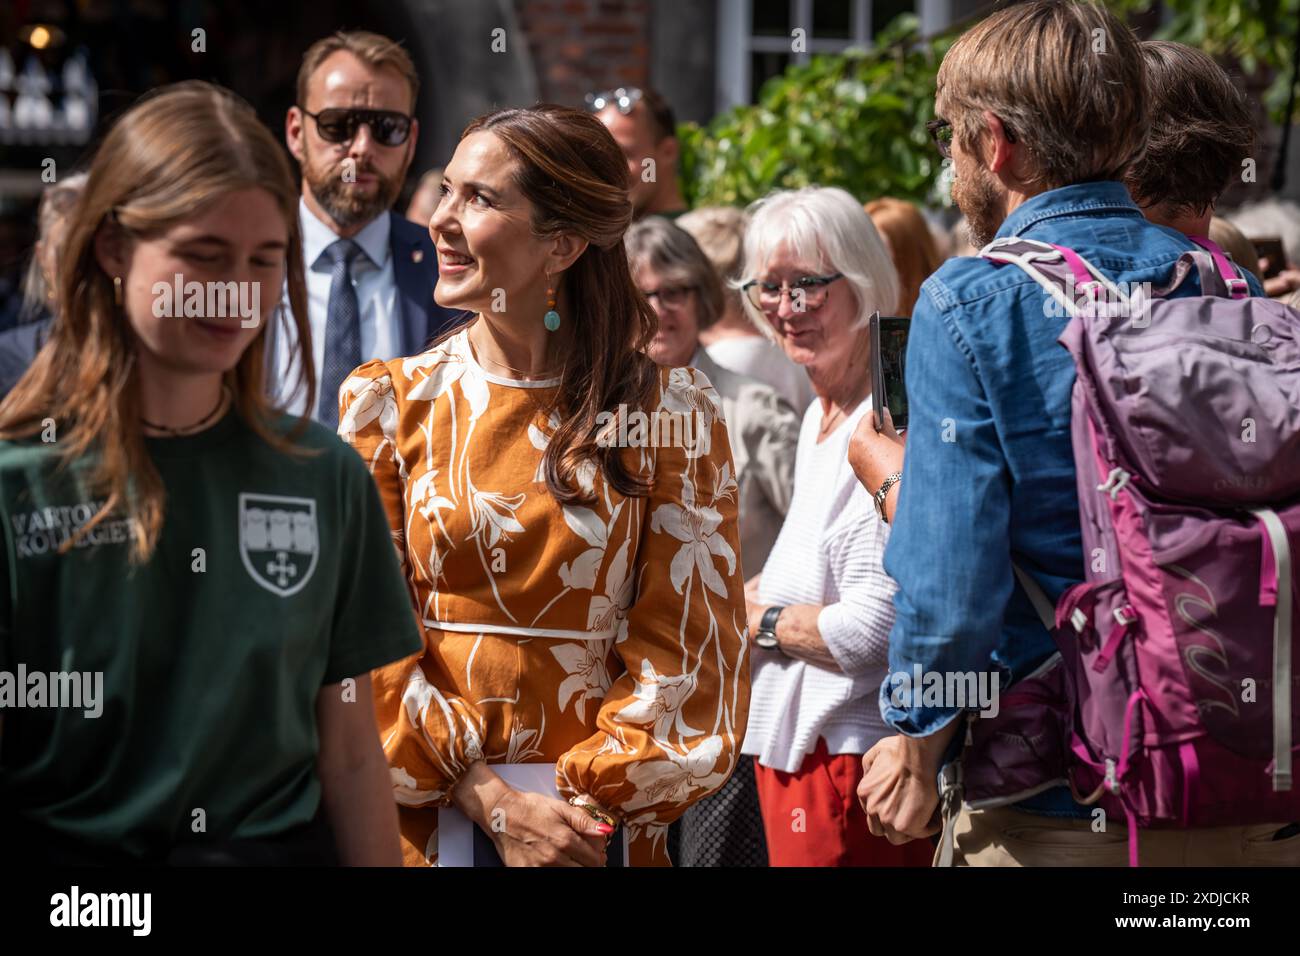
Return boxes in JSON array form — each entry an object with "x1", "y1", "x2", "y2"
[{"x1": 113, "y1": 276, "x2": 123, "y2": 307}]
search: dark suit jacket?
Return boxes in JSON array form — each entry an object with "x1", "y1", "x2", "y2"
[
  {"x1": 265, "y1": 210, "x2": 468, "y2": 406},
  {"x1": 0, "y1": 317, "x2": 51, "y2": 399}
]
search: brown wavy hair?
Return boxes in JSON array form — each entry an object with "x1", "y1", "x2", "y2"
[
  {"x1": 456, "y1": 105, "x2": 660, "y2": 503},
  {"x1": 865, "y1": 198, "x2": 943, "y2": 317},
  {"x1": 0, "y1": 81, "x2": 314, "y2": 561},
  {"x1": 1125, "y1": 41, "x2": 1255, "y2": 217}
]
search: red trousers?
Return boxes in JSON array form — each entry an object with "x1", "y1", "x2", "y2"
[{"x1": 753, "y1": 738, "x2": 934, "y2": 867}]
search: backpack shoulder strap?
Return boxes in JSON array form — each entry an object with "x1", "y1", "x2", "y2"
[
  {"x1": 1187, "y1": 235, "x2": 1251, "y2": 300},
  {"x1": 980, "y1": 237, "x2": 1131, "y2": 318}
]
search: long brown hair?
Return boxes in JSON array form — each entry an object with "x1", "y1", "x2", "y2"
[
  {"x1": 459, "y1": 105, "x2": 660, "y2": 503},
  {"x1": 865, "y1": 198, "x2": 942, "y2": 317},
  {"x1": 0, "y1": 80, "x2": 314, "y2": 561}
]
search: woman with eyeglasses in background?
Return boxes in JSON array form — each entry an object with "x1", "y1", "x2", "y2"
[{"x1": 737, "y1": 186, "x2": 932, "y2": 867}]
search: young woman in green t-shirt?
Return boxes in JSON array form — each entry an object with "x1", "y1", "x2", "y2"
[{"x1": 0, "y1": 82, "x2": 419, "y2": 865}]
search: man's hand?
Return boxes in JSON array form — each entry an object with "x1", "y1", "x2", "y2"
[{"x1": 857, "y1": 725, "x2": 958, "y2": 844}]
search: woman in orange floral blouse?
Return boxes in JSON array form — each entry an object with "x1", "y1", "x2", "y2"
[{"x1": 338, "y1": 105, "x2": 750, "y2": 867}]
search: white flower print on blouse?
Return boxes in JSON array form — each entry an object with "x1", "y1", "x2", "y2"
[
  {"x1": 650, "y1": 473, "x2": 736, "y2": 599},
  {"x1": 615, "y1": 658, "x2": 704, "y2": 745},
  {"x1": 551, "y1": 641, "x2": 613, "y2": 722},
  {"x1": 622, "y1": 734, "x2": 730, "y2": 809}
]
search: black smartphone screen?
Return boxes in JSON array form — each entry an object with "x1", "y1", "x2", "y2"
[
  {"x1": 877, "y1": 316, "x2": 910, "y2": 430},
  {"x1": 1252, "y1": 237, "x2": 1285, "y2": 280}
]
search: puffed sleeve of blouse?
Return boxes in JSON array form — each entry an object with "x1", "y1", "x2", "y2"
[
  {"x1": 338, "y1": 360, "x2": 406, "y2": 555},
  {"x1": 338, "y1": 359, "x2": 487, "y2": 807},
  {"x1": 556, "y1": 367, "x2": 751, "y2": 865}
]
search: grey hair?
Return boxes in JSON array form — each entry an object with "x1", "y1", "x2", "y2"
[
  {"x1": 736, "y1": 186, "x2": 900, "y2": 340},
  {"x1": 624, "y1": 215, "x2": 725, "y2": 330}
]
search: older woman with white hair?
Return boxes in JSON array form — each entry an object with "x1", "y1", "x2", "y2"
[{"x1": 738, "y1": 186, "x2": 931, "y2": 867}]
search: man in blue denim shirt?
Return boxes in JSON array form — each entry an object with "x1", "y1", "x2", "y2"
[{"x1": 853, "y1": 1, "x2": 1275, "y2": 865}]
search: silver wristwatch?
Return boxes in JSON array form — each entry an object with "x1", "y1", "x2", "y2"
[{"x1": 873, "y1": 471, "x2": 903, "y2": 523}]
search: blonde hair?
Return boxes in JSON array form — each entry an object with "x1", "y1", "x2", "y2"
[
  {"x1": 865, "y1": 198, "x2": 943, "y2": 316},
  {"x1": 737, "y1": 186, "x2": 899, "y2": 340},
  {"x1": 297, "y1": 31, "x2": 419, "y2": 110},
  {"x1": 936, "y1": 0, "x2": 1147, "y2": 190},
  {"x1": 1208, "y1": 216, "x2": 1262, "y2": 281},
  {"x1": 0, "y1": 81, "x2": 313, "y2": 562}
]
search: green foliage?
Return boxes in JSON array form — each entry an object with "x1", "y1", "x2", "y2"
[
  {"x1": 678, "y1": 2, "x2": 1300, "y2": 210},
  {"x1": 679, "y1": 15, "x2": 951, "y2": 209},
  {"x1": 1118, "y1": 0, "x2": 1299, "y2": 118}
]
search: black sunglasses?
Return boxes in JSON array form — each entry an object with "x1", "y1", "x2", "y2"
[
  {"x1": 926, "y1": 117, "x2": 1016, "y2": 159},
  {"x1": 300, "y1": 107, "x2": 413, "y2": 147}
]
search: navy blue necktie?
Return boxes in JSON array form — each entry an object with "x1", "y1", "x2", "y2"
[{"x1": 318, "y1": 238, "x2": 364, "y2": 427}]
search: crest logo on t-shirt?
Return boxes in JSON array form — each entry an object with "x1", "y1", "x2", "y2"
[{"x1": 238, "y1": 493, "x2": 319, "y2": 597}]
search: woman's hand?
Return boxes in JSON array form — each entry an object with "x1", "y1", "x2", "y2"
[
  {"x1": 848, "y1": 406, "x2": 905, "y2": 497},
  {"x1": 451, "y1": 762, "x2": 611, "y2": 866},
  {"x1": 487, "y1": 789, "x2": 611, "y2": 867}
]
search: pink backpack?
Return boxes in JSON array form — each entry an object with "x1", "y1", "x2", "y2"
[{"x1": 939, "y1": 236, "x2": 1300, "y2": 866}]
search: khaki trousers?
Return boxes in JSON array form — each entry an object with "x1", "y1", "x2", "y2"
[{"x1": 942, "y1": 805, "x2": 1300, "y2": 866}]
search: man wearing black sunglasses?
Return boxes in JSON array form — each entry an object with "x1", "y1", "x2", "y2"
[{"x1": 276, "y1": 30, "x2": 463, "y2": 426}]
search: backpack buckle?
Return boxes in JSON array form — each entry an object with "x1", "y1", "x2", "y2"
[
  {"x1": 1071, "y1": 608, "x2": 1089, "y2": 633},
  {"x1": 1113, "y1": 605, "x2": 1137, "y2": 626},
  {"x1": 1096, "y1": 467, "x2": 1132, "y2": 500},
  {"x1": 1226, "y1": 276, "x2": 1249, "y2": 298}
]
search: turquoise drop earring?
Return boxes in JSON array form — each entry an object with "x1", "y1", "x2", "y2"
[{"x1": 544, "y1": 281, "x2": 561, "y2": 332}]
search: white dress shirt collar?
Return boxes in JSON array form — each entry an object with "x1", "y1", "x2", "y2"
[{"x1": 298, "y1": 196, "x2": 391, "y2": 271}]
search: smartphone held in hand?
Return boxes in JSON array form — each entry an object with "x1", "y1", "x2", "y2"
[{"x1": 869, "y1": 312, "x2": 910, "y2": 431}]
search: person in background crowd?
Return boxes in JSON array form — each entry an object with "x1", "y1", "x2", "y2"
[
  {"x1": 627, "y1": 215, "x2": 799, "y2": 868},
  {"x1": 405, "y1": 167, "x2": 445, "y2": 226},
  {"x1": 1210, "y1": 216, "x2": 1262, "y2": 280},
  {"x1": 682, "y1": 205, "x2": 814, "y2": 413},
  {"x1": 589, "y1": 86, "x2": 689, "y2": 221},
  {"x1": 0, "y1": 173, "x2": 88, "y2": 397},
  {"x1": 948, "y1": 216, "x2": 977, "y2": 257},
  {"x1": 1225, "y1": 198, "x2": 1300, "y2": 299},
  {"x1": 0, "y1": 82, "x2": 419, "y2": 866},
  {"x1": 275, "y1": 30, "x2": 463, "y2": 426},
  {"x1": 338, "y1": 104, "x2": 749, "y2": 867},
  {"x1": 852, "y1": 0, "x2": 1296, "y2": 866},
  {"x1": 737, "y1": 186, "x2": 928, "y2": 867},
  {"x1": 1124, "y1": 39, "x2": 1263, "y2": 298},
  {"x1": 865, "y1": 197, "x2": 944, "y2": 316}
]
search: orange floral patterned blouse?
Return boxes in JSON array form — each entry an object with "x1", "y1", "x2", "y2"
[{"x1": 338, "y1": 328, "x2": 751, "y2": 866}]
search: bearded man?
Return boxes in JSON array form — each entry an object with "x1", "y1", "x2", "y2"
[{"x1": 276, "y1": 31, "x2": 463, "y2": 425}]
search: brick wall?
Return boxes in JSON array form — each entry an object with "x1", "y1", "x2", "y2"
[{"x1": 514, "y1": 0, "x2": 650, "y2": 107}]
